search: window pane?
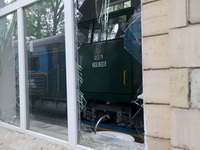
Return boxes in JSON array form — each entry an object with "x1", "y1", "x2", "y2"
[
  {"x1": 109, "y1": 6, "x2": 114, "y2": 13},
  {"x1": 0, "y1": 12, "x2": 19, "y2": 126},
  {"x1": 124, "y1": 1, "x2": 131, "y2": 8},
  {"x1": 115, "y1": 3, "x2": 123, "y2": 11},
  {"x1": 78, "y1": 22, "x2": 93, "y2": 44},
  {"x1": 78, "y1": 0, "x2": 144, "y2": 149},
  {"x1": 25, "y1": 0, "x2": 67, "y2": 140},
  {"x1": 107, "y1": 15, "x2": 127, "y2": 40},
  {"x1": 93, "y1": 21, "x2": 106, "y2": 42}
]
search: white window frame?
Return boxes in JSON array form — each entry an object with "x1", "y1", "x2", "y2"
[{"x1": 0, "y1": 0, "x2": 94, "y2": 150}]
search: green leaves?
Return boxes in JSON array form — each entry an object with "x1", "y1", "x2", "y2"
[{"x1": 25, "y1": 0, "x2": 65, "y2": 40}]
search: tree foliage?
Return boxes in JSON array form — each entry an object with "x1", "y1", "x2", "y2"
[{"x1": 25, "y1": 0, "x2": 64, "y2": 40}]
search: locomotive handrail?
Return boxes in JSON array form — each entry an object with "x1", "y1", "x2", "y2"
[
  {"x1": 123, "y1": 69, "x2": 127, "y2": 86},
  {"x1": 46, "y1": 65, "x2": 48, "y2": 92},
  {"x1": 57, "y1": 64, "x2": 59, "y2": 92}
]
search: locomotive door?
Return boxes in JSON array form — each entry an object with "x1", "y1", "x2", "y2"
[
  {"x1": 48, "y1": 48, "x2": 59, "y2": 97},
  {"x1": 47, "y1": 46, "x2": 67, "y2": 99}
]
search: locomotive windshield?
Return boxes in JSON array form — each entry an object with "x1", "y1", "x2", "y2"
[
  {"x1": 93, "y1": 21, "x2": 107, "y2": 42},
  {"x1": 79, "y1": 14, "x2": 128, "y2": 44},
  {"x1": 107, "y1": 15, "x2": 127, "y2": 40},
  {"x1": 78, "y1": 22, "x2": 93, "y2": 44}
]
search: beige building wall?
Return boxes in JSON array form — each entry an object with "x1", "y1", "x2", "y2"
[{"x1": 143, "y1": 0, "x2": 200, "y2": 149}]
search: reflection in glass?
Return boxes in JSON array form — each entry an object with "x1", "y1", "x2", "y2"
[
  {"x1": 0, "y1": 13, "x2": 19, "y2": 126},
  {"x1": 25, "y1": 0, "x2": 67, "y2": 140}
]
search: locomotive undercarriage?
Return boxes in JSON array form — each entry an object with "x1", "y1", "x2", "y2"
[
  {"x1": 31, "y1": 96, "x2": 67, "y2": 117},
  {"x1": 82, "y1": 100, "x2": 143, "y2": 129},
  {"x1": 31, "y1": 96, "x2": 143, "y2": 130}
]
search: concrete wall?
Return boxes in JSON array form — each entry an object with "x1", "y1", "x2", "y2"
[{"x1": 143, "y1": 0, "x2": 200, "y2": 149}]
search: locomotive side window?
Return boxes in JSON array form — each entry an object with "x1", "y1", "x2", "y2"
[
  {"x1": 109, "y1": 6, "x2": 114, "y2": 12},
  {"x1": 107, "y1": 22, "x2": 119, "y2": 40},
  {"x1": 93, "y1": 21, "x2": 106, "y2": 42},
  {"x1": 92, "y1": 15, "x2": 127, "y2": 42},
  {"x1": 107, "y1": 15, "x2": 127, "y2": 40},
  {"x1": 115, "y1": 3, "x2": 123, "y2": 11},
  {"x1": 124, "y1": 1, "x2": 131, "y2": 8},
  {"x1": 79, "y1": 22, "x2": 93, "y2": 44},
  {"x1": 109, "y1": 0, "x2": 131, "y2": 13}
]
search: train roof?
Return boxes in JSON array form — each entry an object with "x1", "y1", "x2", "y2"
[
  {"x1": 31, "y1": 34, "x2": 65, "y2": 47},
  {"x1": 12, "y1": 33, "x2": 85, "y2": 52}
]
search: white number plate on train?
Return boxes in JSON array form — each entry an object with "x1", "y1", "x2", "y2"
[{"x1": 92, "y1": 61, "x2": 106, "y2": 68}]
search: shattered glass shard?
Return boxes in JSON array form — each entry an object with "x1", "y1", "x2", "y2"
[
  {"x1": 95, "y1": 0, "x2": 110, "y2": 31},
  {"x1": 78, "y1": 0, "x2": 85, "y2": 9},
  {"x1": 0, "y1": 12, "x2": 19, "y2": 126},
  {"x1": 124, "y1": 8, "x2": 142, "y2": 63}
]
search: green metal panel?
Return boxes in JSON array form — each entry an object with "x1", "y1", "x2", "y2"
[{"x1": 79, "y1": 39, "x2": 142, "y2": 103}]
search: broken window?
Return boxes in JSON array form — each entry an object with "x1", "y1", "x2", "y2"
[
  {"x1": 0, "y1": 12, "x2": 19, "y2": 126},
  {"x1": 124, "y1": 6, "x2": 141, "y2": 63},
  {"x1": 76, "y1": 0, "x2": 144, "y2": 149},
  {"x1": 24, "y1": 0, "x2": 68, "y2": 140}
]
